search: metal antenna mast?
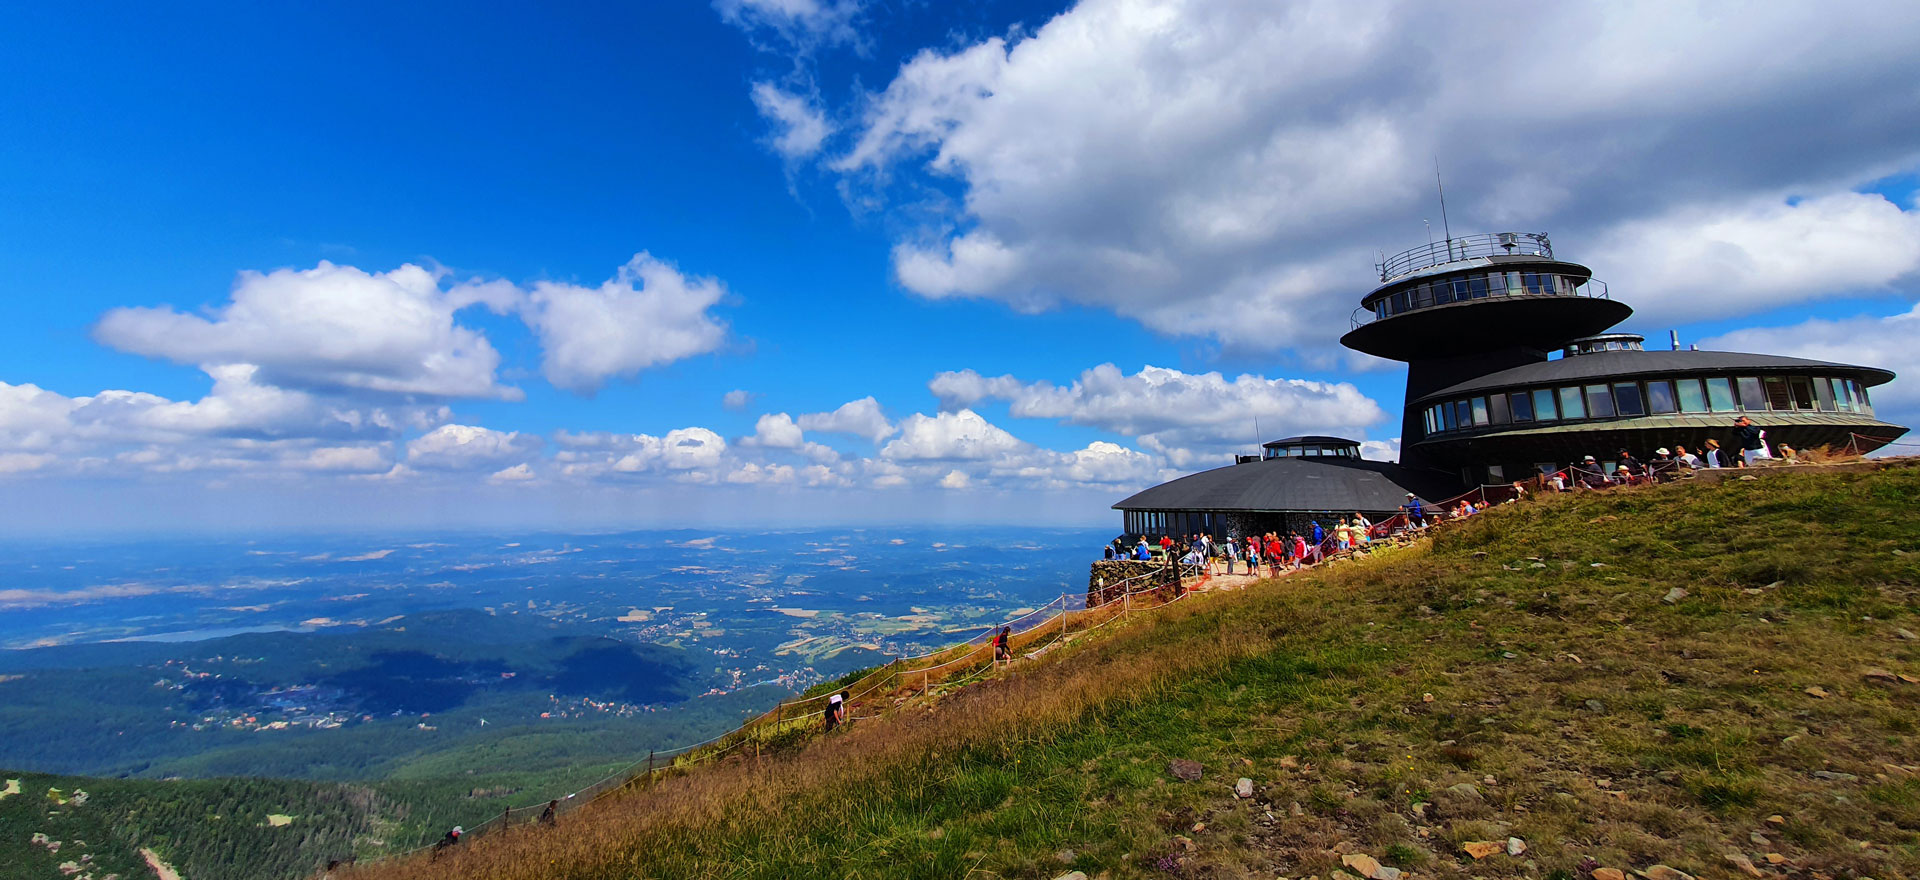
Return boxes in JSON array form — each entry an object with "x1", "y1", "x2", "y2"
[{"x1": 1434, "y1": 157, "x2": 1453, "y2": 259}]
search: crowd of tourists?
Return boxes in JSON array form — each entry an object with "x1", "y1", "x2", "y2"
[{"x1": 1551, "y1": 415, "x2": 1800, "y2": 489}]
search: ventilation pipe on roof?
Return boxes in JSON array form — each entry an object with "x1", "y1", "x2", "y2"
[{"x1": 1670, "y1": 330, "x2": 1680, "y2": 351}]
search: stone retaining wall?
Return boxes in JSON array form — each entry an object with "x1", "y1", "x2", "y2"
[{"x1": 1087, "y1": 559, "x2": 1181, "y2": 607}]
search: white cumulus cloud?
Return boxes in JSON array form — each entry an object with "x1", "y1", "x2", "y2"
[
  {"x1": 96, "y1": 261, "x2": 519, "y2": 400},
  {"x1": 751, "y1": 82, "x2": 833, "y2": 159},
  {"x1": 1698, "y1": 304, "x2": 1920, "y2": 429},
  {"x1": 881, "y1": 409, "x2": 1027, "y2": 461},
  {"x1": 797, "y1": 396, "x2": 896, "y2": 444},
  {"x1": 829, "y1": 0, "x2": 1920, "y2": 352},
  {"x1": 406, "y1": 424, "x2": 541, "y2": 471},
  {"x1": 930, "y1": 363, "x2": 1385, "y2": 466},
  {"x1": 520, "y1": 253, "x2": 729, "y2": 395}
]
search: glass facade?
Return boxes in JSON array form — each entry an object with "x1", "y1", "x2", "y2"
[
  {"x1": 1370, "y1": 271, "x2": 1581, "y2": 319},
  {"x1": 1420, "y1": 373, "x2": 1876, "y2": 438}
]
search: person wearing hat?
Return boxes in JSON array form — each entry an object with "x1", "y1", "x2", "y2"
[
  {"x1": 1702, "y1": 437, "x2": 1726, "y2": 468},
  {"x1": 1649, "y1": 447, "x2": 1675, "y2": 481},
  {"x1": 1616, "y1": 448, "x2": 1643, "y2": 483},
  {"x1": 1402, "y1": 492, "x2": 1424, "y2": 527},
  {"x1": 1576, "y1": 455, "x2": 1606, "y2": 488}
]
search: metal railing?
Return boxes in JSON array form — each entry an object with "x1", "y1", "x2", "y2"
[
  {"x1": 1349, "y1": 277, "x2": 1608, "y2": 330},
  {"x1": 1377, "y1": 232, "x2": 1553, "y2": 282}
]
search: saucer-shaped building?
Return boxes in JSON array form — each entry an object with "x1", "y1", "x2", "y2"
[{"x1": 1115, "y1": 232, "x2": 1907, "y2": 537}]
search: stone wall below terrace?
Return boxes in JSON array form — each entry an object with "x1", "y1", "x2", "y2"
[{"x1": 1087, "y1": 559, "x2": 1181, "y2": 608}]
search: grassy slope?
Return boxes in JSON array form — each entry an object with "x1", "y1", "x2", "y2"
[{"x1": 357, "y1": 462, "x2": 1920, "y2": 880}]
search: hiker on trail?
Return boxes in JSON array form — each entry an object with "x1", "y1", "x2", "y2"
[
  {"x1": 1159, "y1": 534, "x2": 1175, "y2": 555},
  {"x1": 995, "y1": 626, "x2": 1012, "y2": 664},
  {"x1": 1508, "y1": 482, "x2": 1527, "y2": 503},
  {"x1": 1292, "y1": 532, "x2": 1307, "y2": 566},
  {"x1": 1310, "y1": 520, "x2": 1324, "y2": 544},
  {"x1": 1244, "y1": 535, "x2": 1260, "y2": 571},
  {"x1": 1103, "y1": 543, "x2": 1114, "y2": 560},
  {"x1": 1133, "y1": 537, "x2": 1151, "y2": 560},
  {"x1": 431, "y1": 827, "x2": 463, "y2": 860},
  {"x1": 1353, "y1": 512, "x2": 1372, "y2": 545},
  {"x1": 1702, "y1": 438, "x2": 1726, "y2": 468},
  {"x1": 1735, "y1": 416, "x2": 1770, "y2": 466},
  {"x1": 540, "y1": 800, "x2": 558, "y2": 827},
  {"x1": 1333, "y1": 519, "x2": 1351, "y2": 551},
  {"x1": 1403, "y1": 493, "x2": 1424, "y2": 527},
  {"x1": 1264, "y1": 534, "x2": 1284, "y2": 576},
  {"x1": 1675, "y1": 445, "x2": 1703, "y2": 470},
  {"x1": 1222, "y1": 536, "x2": 1240, "y2": 574},
  {"x1": 824, "y1": 692, "x2": 844, "y2": 732}
]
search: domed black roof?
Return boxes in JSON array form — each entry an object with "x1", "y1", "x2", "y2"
[{"x1": 1112, "y1": 457, "x2": 1459, "y2": 513}]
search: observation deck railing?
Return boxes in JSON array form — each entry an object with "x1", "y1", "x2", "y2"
[{"x1": 1377, "y1": 232, "x2": 1553, "y2": 282}]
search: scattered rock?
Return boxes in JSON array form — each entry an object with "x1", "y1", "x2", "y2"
[
  {"x1": 1750, "y1": 831, "x2": 1770, "y2": 846},
  {"x1": 1462, "y1": 841, "x2": 1503, "y2": 859},
  {"x1": 1169, "y1": 759, "x2": 1203, "y2": 781},
  {"x1": 1863, "y1": 668, "x2": 1901, "y2": 683},
  {"x1": 1342, "y1": 853, "x2": 1382, "y2": 878},
  {"x1": 1422, "y1": 693, "x2": 1434, "y2": 703},
  {"x1": 1593, "y1": 869, "x2": 1626, "y2": 880},
  {"x1": 1375, "y1": 868, "x2": 1404, "y2": 880},
  {"x1": 1739, "y1": 474, "x2": 1758, "y2": 481},
  {"x1": 1813, "y1": 770, "x2": 1859, "y2": 781},
  {"x1": 1446, "y1": 782, "x2": 1483, "y2": 800},
  {"x1": 1502, "y1": 652, "x2": 1518, "y2": 659},
  {"x1": 1765, "y1": 814, "x2": 1787, "y2": 826},
  {"x1": 1899, "y1": 629, "x2": 1919, "y2": 641},
  {"x1": 1662, "y1": 587, "x2": 1688, "y2": 604},
  {"x1": 1235, "y1": 778, "x2": 1254, "y2": 798},
  {"x1": 1289, "y1": 802, "x2": 1305, "y2": 817},
  {"x1": 1726, "y1": 853, "x2": 1764, "y2": 878},
  {"x1": 1805, "y1": 686, "x2": 1830, "y2": 698},
  {"x1": 1507, "y1": 837, "x2": 1526, "y2": 856},
  {"x1": 1055, "y1": 872, "x2": 1089, "y2": 880},
  {"x1": 1410, "y1": 802, "x2": 1428, "y2": 819},
  {"x1": 1530, "y1": 562, "x2": 1548, "y2": 569},
  {"x1": 1586, "y1": 699, "x2": 1607, "y2": 712},
  {"x1": 1638, "y1": 865, "x2": 1695, "y2": 880},
  {"x1": 1173, "y1": 835, "x2": 1194, "y2": 851},
  {"x1": 1765, "y1": 853, "x2": 1787, "y2": 865},
  {"x1": 1191, "y1": 822, "x2": 1205, "y2": 833}
]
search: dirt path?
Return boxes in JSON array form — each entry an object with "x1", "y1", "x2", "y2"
[{"x1": 141, "y1": 847, "x2": 182, "y2": 880}]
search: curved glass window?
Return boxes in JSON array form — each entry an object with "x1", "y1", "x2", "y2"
[
  {"x1": 1645, "y1": 380, "x2": 1676, "y2": 414},
  {"x1": 1533, "y1": 388, "x2": 1558, "y2": 421},
  {"x1": 1423, "y1": 373, "x2": 1878, "y2": 436},
  {"x1": 1509, "y1": 391, "x2": 1534, "y2": 422},
  {"x1": 1584, "y1": 384, "x2": 1614, "y2": 418},
  {"x1": 1558, "y1": 387, "x2": 1587, "y2": 420},
  {"x1": 1612, "y1": 382, "x2": 1644, "y2": 416},
  {"x1": 1705, "y1": 378, "x2": 1735, "y2": 412},
  {"x1": 1675, "y1": 379, "x2": 1706, "y2": 413}
]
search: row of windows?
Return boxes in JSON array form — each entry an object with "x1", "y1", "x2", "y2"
[
  {"x1": 1371, "y1": 271, "x2": 1578, "y2": 319},
  {"x1": 1422, "y1": 374, "x2": 1874, "y2": 437},
  {"x1": 1263, "y1": 445, "x2": 1359, "y2": 459}
]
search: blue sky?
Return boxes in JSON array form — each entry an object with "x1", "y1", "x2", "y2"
[{"x1": 1, "y1": 0, "x2": 1917, "y2": 533}]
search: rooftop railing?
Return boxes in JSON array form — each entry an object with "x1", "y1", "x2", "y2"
[{"x1": 1377, "y1": 232, "x2": 1553, "y2": 282}]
